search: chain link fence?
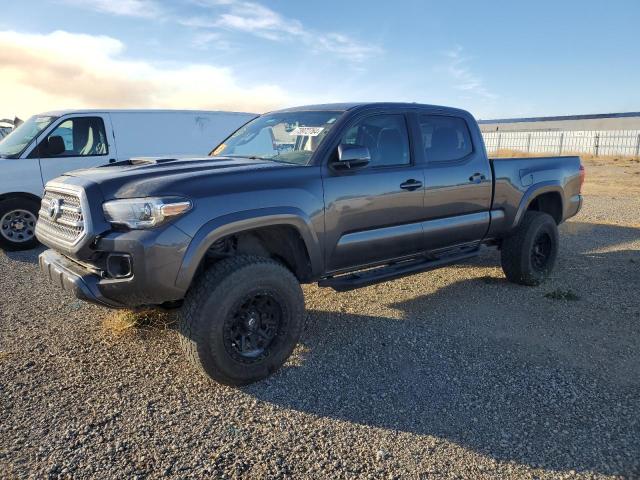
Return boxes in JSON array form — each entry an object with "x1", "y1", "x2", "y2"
[{"x1": 482, "y1": 130, "x2": 640, "y2": 157}]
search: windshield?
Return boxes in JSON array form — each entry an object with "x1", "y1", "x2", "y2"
[
  {"x1": 211, "y1": 111, "x2": 343, "y2": 165},
  {"x1": 0, "y1": 115, "x2": 57, "y2": 158}
]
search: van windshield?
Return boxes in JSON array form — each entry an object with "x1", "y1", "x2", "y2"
[
  {"x1": 211, "y1": 111, "x2": 343, "y2": 165},
  {"x1": 0, "y1": 115, "x2": 57, "y2": 158}
]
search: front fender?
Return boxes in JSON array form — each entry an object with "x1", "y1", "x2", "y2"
[
  {"x1": 174, "y1": 207, "x2": 322, "y2": 290},
  {"x1": 0, "y1": 159, "x2": 44, "y2": 197}
]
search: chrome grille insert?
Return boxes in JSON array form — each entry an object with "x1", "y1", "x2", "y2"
[{"x1": 37, "y1": 188, "x2": 86, "y2": 246}]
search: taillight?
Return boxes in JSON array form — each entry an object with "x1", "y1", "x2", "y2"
[{"x1": 578, "y1": 164, "x2": 585, "y2": 193}]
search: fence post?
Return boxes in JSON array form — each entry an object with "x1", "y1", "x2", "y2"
[
  {"x1": 527, "y1": 133, "x2": 531, "y2": 153},
  {"x1": 636, "y1": 134, "x2": 640, "y2": 157},
  {"x1": 496, "y1": 133, "x2": 501, "y2": 151},
  {"x1": 558, "y1": 132, "x2": 564, "y2": 155},
  {"x1": 594, "y1": 133, "x2": 599, "y2": 156}
]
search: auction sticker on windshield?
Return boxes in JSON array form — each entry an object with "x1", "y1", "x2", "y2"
[{"x1": 290, "y1": 126, "x2": 324, "y2": 136}]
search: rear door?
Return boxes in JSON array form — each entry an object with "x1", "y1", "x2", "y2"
[
  {"x1": 322, "y1": 111, "x2": 426, "y2": 272},
  {"x1": 417, "y1": 112, "x2": 492, "y2": 250},
  {"x1": 36, "y1": 114, "x2": 114, "y2": 183}
]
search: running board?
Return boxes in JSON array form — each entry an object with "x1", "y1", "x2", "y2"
[{"x1": 318, "y1": 248, "x2": 481, "y2": 292}]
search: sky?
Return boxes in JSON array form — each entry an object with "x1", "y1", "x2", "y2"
[{"x1": 1, "y1": 0, "x2": 639, "y2": 121}]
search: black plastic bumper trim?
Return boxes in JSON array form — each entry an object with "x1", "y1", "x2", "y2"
[{"x1": 39, "y1": 249, "x2": 126, "y2": 309}]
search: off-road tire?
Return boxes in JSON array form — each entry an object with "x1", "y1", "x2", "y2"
[
  {"x1": 501, "y1": 211, "x2": 559, "y2": 286},
  {"x1": 0, "y1": 197, "x2": 41, "y2": 251},
  {"x1": 178, "y1": 255, "x2": 305, "y2": 386}
]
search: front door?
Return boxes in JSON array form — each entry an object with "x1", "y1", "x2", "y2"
[
  {"x1": 37, "y1": 114, "x2": 113, "y2": 183},
  {"x1": 322, "y1": 113, "x2": 426, "y2": 272}
]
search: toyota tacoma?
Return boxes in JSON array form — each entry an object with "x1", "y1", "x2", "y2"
[{"x1": 36, "y1": 103, "x2": 584, "y2": 385}]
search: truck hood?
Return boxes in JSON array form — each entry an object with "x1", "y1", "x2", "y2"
[{"x1": 62, "y1": 156, "x2": 291, "y2": 199}]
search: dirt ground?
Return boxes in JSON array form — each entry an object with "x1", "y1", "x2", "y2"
[{"x1": 0, "y1": 158, "x2": 638, "y2": 479}]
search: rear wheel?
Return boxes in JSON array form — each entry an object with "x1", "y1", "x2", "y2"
[
  {"x1": 0, "y1": 198, "x2": 41, "y2": 251},
  {"x1": 500, "y1": 211, "x2": 559, "y2": 286},
  {"x1": 178, "y1": 255, "x2": 305, "y2": 386}
]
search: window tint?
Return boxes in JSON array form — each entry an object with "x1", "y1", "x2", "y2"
[
  {"x1": 342, "y1": 114, "x2": 410, "y2": 167},
  {"x1": 42, "y1": 117, "x2": 108, "y2": 157},
  {"x1": 419, "y1": 115, "x2": 472, "y2": 162}
]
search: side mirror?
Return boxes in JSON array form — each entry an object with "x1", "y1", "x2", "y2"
[
  {"x1": 44, "y1": 135, "x2": 66, "y2": 156},
  {"x1": 332, "y1": 144, "x2": 370, "y2": 171}
]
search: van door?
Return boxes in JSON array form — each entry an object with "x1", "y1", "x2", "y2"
[{"x1": 36, "y1": 114, "x2": 114, "y2": 183}]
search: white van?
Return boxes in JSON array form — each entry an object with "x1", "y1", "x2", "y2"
[{"x1": 0, "y1": 109, "x2": 256, "y2": 250}]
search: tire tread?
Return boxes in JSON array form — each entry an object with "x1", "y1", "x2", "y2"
[
  {"x1": 178, "y1": 255, "x2": 303, "y2": 385},
  {"x1": 501, "y1": 211, "x2": 559, "y2": 286}
]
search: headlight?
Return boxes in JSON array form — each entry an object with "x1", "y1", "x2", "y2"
[{"x1": 102, "y1": 197, "x2": 192, "y2": 229}]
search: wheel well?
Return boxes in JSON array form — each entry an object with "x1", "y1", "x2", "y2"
[
  {"x1": 527, "y1": 192, "x2": 563, "y2": 224},
  {"x1": 202, "y1": 225, "x2": 313, "y2": 282},
  {"x1": 0, "y1": 192, "x2": 41, "y2": 204}
]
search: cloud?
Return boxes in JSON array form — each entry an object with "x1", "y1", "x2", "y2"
[
  {"x1": 215, "y1": 1, "x2": 306, "y2": 40},
  {"x1": 60, "y1": 0, "x2": 380, "y2": 62},
  {"x1": 60, "y1": 0, "x2": 164, "y2": 18},
  {"x1": 0, "y1": 30, "x2": 291, "y2": 119},
  {"x1": 196, "y1": 1, "x2": 381, "y2": 61},
  {"x1": 443, "y1": 46, "x2": 497, "y2": 100}
]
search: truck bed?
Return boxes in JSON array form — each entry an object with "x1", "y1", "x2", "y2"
[{"x1": 488, "y1": 155, "x2": 583, "y2": 237}]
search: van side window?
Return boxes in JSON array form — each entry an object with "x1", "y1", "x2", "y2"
[
  {"x1": 41, "y1": 117, "x2": 108, "y2": 158},
  {"x1": 419, "y1": 115, "x2": 473, "y2": 162},
  {"x1": 342, "y1": 114, "x2": 410, "y2": 167}
]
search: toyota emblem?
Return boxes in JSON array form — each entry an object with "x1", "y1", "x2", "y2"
[{"x1": 48, "y1": 198, "x2": 62, "y2": 220}]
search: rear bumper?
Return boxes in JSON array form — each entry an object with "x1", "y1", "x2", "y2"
[{"x1": 39, "y1": 249, "x2": 126, "y2": 308}]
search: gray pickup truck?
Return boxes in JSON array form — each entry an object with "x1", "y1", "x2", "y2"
[{"x1": 36, "y1": 103, "x2": 584, "y2": 385}]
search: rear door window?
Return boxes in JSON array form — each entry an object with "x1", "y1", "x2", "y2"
[{"x1": 419, "y1": 115, "x2": 473, "y2": 163}]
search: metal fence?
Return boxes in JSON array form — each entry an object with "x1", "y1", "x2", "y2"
[{"x1": 482, "y1": 130, "x2": 640, "y2": 157}]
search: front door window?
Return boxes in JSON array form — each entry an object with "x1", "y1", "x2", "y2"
[{"x1": 41, "y1": 117, "x2": 108, "y2": 158}]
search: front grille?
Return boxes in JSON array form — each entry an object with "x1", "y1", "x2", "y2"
[{"x1": 37, "y1": 189, "x2": 85, "y2": 245}]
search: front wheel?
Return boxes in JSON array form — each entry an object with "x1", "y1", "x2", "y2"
[
  {"x1": 501, "y1": 211, "x2": 559, "y2": 286},
  {"x1": 178, "y1": 255, "x2": 305, "y2": 386},
  {"x1": 0, "y1": 197, "x2": 41, "y2": 251}
]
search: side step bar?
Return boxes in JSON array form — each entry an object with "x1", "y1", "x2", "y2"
[{"x1": 318, "y1": 248, "x2": 481, "y2": 292}]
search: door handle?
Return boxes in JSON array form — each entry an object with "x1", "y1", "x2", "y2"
[
  {"x1": 469, "y1": 173, "x2": 486, "y2": 183},
  {"x1": 400, "y1": 179, "x2": 423, "y2": 191}
]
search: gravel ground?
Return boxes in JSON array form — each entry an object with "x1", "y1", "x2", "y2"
[{"x1": 1, "y1": 191, "x2": 639, "y2": 479}]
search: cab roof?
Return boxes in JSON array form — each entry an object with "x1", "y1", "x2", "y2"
[{"x1": 271, "y1": 102, "x2": 472, "y2": 117}]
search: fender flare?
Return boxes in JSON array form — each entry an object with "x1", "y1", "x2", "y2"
[
  {"x1": 510, "y1": 181, "x2": 564, "y2": 230},
  {"x1": 175, "y1": 206, "x2": 322, "y2": 290}
]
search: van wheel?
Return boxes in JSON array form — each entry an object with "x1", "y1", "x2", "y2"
[
  {"x1": 501, "y1": 211, "x2": 559, "y2": 286},
  {"x1": 0, "y1": 198, "x2": 41, "y2": 251},
  {"x1": 178, "y1": 255, "x2": 305, "y2": 386}
]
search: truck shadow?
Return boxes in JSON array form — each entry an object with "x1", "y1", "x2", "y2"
[
  {"x1": 245, "y1": 222, "x2": 640, "y2": 476},
  {"x1": 448, "y1": 220, "x2": 640, "y2": 270},
  {"x1": 3, "y1": 245, "x2": 46, "y2": 265}
]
